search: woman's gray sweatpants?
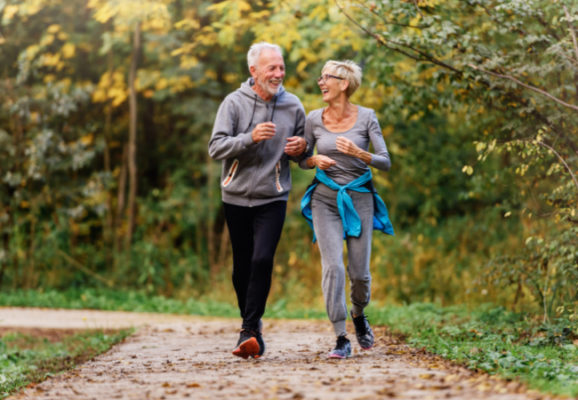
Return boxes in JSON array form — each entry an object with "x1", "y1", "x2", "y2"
[{"x1": 311, "y1": 183, "x2": 373, "y2": 338}]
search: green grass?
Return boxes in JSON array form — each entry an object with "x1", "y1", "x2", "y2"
[
  {"x1": 368, "y1": 303, "x2": 578, "y2": 398},
  {"x1": 0, "y1": 289, "x2": 576, "y2": 397},
  {"x1": 0, "y1": 288, "x2": 239, "y2": 317},
  {"x1": 0, "y1": 328, "x2": 132, "y2": 399},
  {"x1": 0, "y1": 288, "x2": 327, "y2": 320}
]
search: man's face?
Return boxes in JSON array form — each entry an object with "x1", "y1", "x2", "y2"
[{"x1": 250, "y1": 49, "x2": 285, "y2": 100}]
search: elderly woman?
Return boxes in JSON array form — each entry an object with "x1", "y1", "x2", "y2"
[{"x1": 300, "y1": 60, "x2": 394, "y2": 359}]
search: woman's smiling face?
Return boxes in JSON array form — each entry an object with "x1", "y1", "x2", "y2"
[{"x1": 318, "y1": 70, "x2": 346, "y2": 103}]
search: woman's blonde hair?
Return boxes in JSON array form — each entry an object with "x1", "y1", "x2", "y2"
[{"x1": 322, "y1": 60, "x2": 362, "y2": 97}]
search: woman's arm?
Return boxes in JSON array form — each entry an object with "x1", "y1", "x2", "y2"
[{"x1": 335, "y1": 109, "x2": 391, "y2": 171}]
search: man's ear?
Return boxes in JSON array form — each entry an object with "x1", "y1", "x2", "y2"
[{"x1": 249, "y1": 65, "x2": 257, "y2": 78}]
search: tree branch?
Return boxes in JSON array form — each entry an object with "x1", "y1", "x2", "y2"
[
  {"x1": 388, "y1": 37, "x2": 463, "y2": 74},
  {"x1": 412, "y1": 0, "x2": 425, "y2": 19},
  {"x1": 336, "y1": 0, "x2": 578, "y2": 153},
  {"x1": 336, "y1": 0, "x2": 422, "y2": 61},
  {"x1": 468, "y1": 64, "x2": 578, "y2": 112},
  {"x1": 535, "y1": 140, "x2": 578, "y2": 192},
  {"x1": 336, "y1": 0, "x2": 462, "y2": 74}
]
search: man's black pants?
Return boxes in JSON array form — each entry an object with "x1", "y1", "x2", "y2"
[{"x1": 223, "y1": 201, "x2": 286, "y2": 331}]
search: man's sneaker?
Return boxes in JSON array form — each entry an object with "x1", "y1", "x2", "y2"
[
  {"x1": 351, "y1": 311, "x2": 374, "y2": 350},
  {"x1": 255, "y1": 332, "x2": 265, "y2": 358},
  {"x1": 328, "y1": 335, "x2": 351, "y2": 359},
  {"x1": 232, "y1": 329, "x2": 261, "y2": 359}
]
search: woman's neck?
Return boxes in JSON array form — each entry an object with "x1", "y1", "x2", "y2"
[{"x1": 324, "y1": 99, "x2": 354, "y2": 122}]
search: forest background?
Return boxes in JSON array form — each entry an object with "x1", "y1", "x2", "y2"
[{"x1": 0, "y1": 0, "x2": 576, "y2": 322}]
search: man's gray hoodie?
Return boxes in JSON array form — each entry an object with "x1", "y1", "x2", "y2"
[{"x1": 209, "y1": 78, "x2": 306, "y2": 207}]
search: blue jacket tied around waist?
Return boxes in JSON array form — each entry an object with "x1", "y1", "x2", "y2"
[{"x1": 300, "y1": 169, "x2": 394, "y2": 242}]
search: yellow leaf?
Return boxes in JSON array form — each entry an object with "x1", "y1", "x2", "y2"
[
  {"x1": 2, "y1": 5, "x2": 19, "y2": 23},
  {"x1": 174, "y1": 18, "x2": 200, "y2": 30},
  {"x1": 172, "y1": 76, "x2": 194, "y2": 92},
  {"x1": 409, "y1": 15, "x2": 421, "y2": 27},
  {"x1": 47, "y1": 24, "x2": 61, "y2": 34},
  {"x1": 40, "y1": 53, "x2": 61, "y2": 67},
  {"x1": 297, "y1": 60, "x2": 308, "y2": 74},
  {"x1": 61, "y1": 43, "x2": 76, "y2": 59},
  {"x1": 237, "y1": 0, "x2": 251, "y2": 12},
  {"x1": 205, "y1": 70, "x2": 217, "y2": 80},
  {"x1": 110, "y1": 89, "x2": 127, "y2": 107},
  {"x1": 41, "y1": 34, "x2": 55, "y2": 46},
  {"x1": 382, "y1": 125, "x2": 394, "y2": 137},
  {"x1": 92, "y1": 88, "x2": 107, "y2": 103},
  {"x1": 155, "y1": 78, "x2": 169, "y2": 91},
  {"x1": 80, "y1": 134, "x2": 94, "y2": 146},
  {"x1": 180, "y1": 56, "x2": 199, "y2": 69}
]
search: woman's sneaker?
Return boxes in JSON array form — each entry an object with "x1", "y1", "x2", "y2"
[
  {"x1": 328, "y1": 335, "x2": 351, "y2": 359},
  {"x1": 232, "y1": 329, "x2": 261, "y2": 359},
  {"x1": 351, "y1": 311, "x2": 374, "y2": 350}
]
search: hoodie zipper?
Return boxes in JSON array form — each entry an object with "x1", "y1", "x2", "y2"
[{"x1": 247, "y1": 95, "x2": 278, "y2": 207}]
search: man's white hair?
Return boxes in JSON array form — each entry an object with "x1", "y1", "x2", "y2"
[{"x1": 247, "y1": 42, "x2": 283, "y2": 70}]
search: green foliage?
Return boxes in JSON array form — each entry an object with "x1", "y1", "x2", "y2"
[
  {"x1": 0, "y1": 329, "x2": 131, "y2": 399},
  {"x1": 485, "y1": 224, "x2": 578, "y2": 321},
  {"x1": 0, "y1": 0, "x2": 575, "y2": 320},
  {"x1": 342, "y1": 0, "x2": 577, "y2": 318},
  {"x1": 370, "y1": 303, "x2": 578, "y2": 397}
]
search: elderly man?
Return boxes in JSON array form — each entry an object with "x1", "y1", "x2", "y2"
[{"x1": 208, "y1": 42, "x2": 306, "y2": 359}]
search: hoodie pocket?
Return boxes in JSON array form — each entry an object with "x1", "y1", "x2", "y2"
[
  {"x1": 223, "y1": 159, "x2": 239, "y2": 187},
  {"x1": 275, "y1": 161, "x2": 284, "y2": 193}
]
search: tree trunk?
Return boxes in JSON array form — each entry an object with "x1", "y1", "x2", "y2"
[
  {"x1": 208, "y1": 151, "x2": 216, "y2": 275},
  {"x1": 217, "y1": 221, "x2": 229, "y2": 272},
  {"x1": 104, "y1": 46, "x2": 115, "y2": 261},
  {"x1": 115, "y1": 144, "x2": 128, "y2": 256},
  {"x1": 126, "y1": 22, "x2": 141, "y2": 249}
]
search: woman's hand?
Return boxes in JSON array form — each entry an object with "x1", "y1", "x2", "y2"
[
  {"x1": 335, "y1": 136, "x2": 360, "y2": 157},
  {"x1": 308, "y1": 155, "x2": 337, "y2": 170},
  {"x1": 336, "y1": 136, "x2": 372, "y2": 164}
]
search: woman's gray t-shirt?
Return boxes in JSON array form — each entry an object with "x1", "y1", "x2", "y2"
[{"x1": 300, "y1": 106, "x2": 391, "y2": 185}]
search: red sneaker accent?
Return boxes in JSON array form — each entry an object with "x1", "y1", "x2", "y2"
[{"x1": 232, "y1": 337, "x2": 260, "y2": 359}]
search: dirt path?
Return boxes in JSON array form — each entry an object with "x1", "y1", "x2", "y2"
[{"x1": 0, "y1": 307, "x2": 558, "y2": 400}]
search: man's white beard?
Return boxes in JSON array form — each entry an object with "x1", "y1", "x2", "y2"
[{"x1": 257, "y1": 77, "x2": 282, "y2": 97}]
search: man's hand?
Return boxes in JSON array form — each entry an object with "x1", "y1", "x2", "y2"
[
  {"x1": 251, "y1": 122, "x2": 276, "y2": 143},
  {"x1": 284, "y1": 136, "x2": 306, "y2": 156}
]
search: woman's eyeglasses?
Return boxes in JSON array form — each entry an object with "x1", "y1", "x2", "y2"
[{"x1": 317, "y1": 74, "x2": 345, "y2": 84}]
